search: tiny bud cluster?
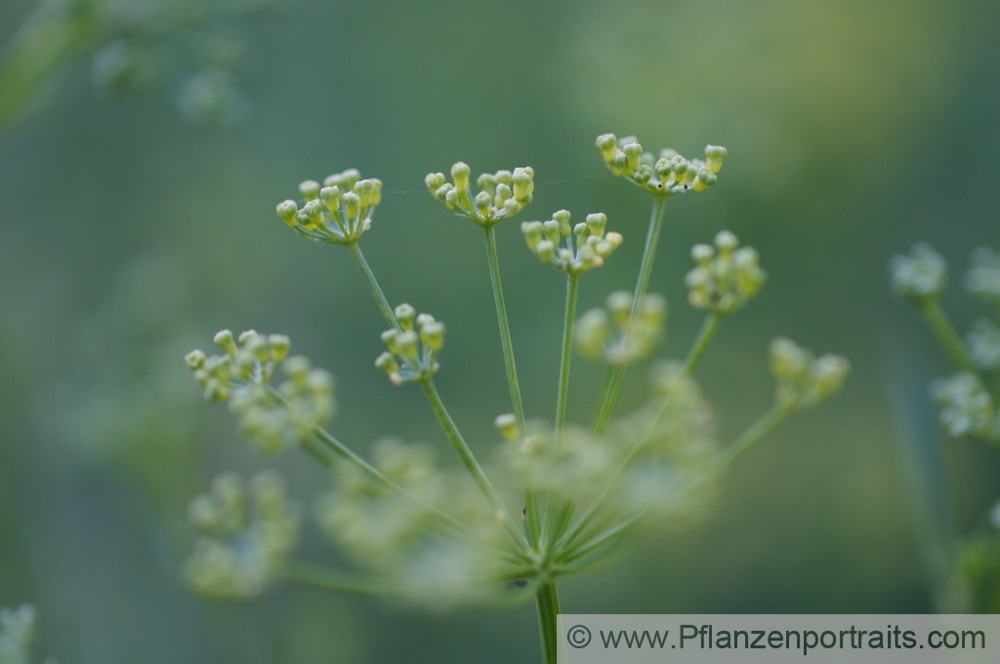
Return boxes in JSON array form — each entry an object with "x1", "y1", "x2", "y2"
[
  {"x1": 685, "y1": 231, "x2": 766, "y2": 315},
  {"x1": 966, "y1": 247, "x2": 1000, "y2": 305},
  {"x1": 890, "y1": 243, "x2": 947, "y2": 303},
  {"x1": 967, "y1": 318, "x2": 1000, "y2": 370},
  {"x1": 276, "y1": 169, "x2": 382, "y2": 245},
  {"x1": 576, "y1": 291, "x2": 667, "y2": 366},
  {"x1": 186, "y1": 471, "x2": 302, "y2": 598},
  {"x1": 376, "y1": 305, "x2": 446, "y2": 385},
  {"x1": 930, "y1": 374, "x2": 999, "y2": 442},
  {"x1": 596, "y1": 133, "x2": 725, "y2": 196},
  {"x1": 426, "y1": 163, "x2": 534, "y2": 226},
  {"x1": 187, "y1": 331, "x2": 334, "y2": 454},
  {"x1": 769, "y1": 338, "x2": 850, "y2": 414},
  {"x1": 521, "y1": 210, "x2": 623, "y2": 274}
]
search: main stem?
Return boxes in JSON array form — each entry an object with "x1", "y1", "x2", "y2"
[
  {"x1": 555, "y1": 273, "x2": 580, "y2": 437},
  {"x1": 592, "y1": 194, "x2": 669, "y2": 437},
  {"x1": 535, "y1": 580, "x2": 561, "y2": 664},
  {"x1": 483, "y1": 225, "x2": 527, "y2": 430}
]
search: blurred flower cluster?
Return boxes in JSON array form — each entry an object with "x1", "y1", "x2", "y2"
[{"x1": 892, "y1": 244, "x2": 1000, "y2": 443}]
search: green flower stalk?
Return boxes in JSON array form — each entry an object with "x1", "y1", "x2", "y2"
[
  {"x1": 426, "y1": 161, "x2": 536, "y2": 435},
  {"x1": 591, "y1": 133, "x2": 728, "y2": 438}
]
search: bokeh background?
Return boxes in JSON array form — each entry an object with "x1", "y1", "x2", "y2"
[{"x1": 1, "y1": 0, "x2": 999, "y2": 661}]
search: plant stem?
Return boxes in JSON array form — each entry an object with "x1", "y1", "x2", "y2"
[
  {"x1": 684, "y1": 313, "x2": 722, "y2": 376},
  {"x1": 555, "y1": 273, "x2": 580, "y2": 437},
  {"x1": 419, "y1": 378, "x2": 525, "y2": 546},
  {"x1": 535, "y1": 580, "x2": 561, "y2": 664},
  {"x1": 483, "y1": 225, "x2": 526, "y2": 430},
  {"x1": 919, "y1": 298, "x2": 977, "y2": 374},
  {"x1": 348, "y1": 242, "x2": 400, "y2": 331},
  {"x1": 592, "y1": 194, "x2": 669, "y2": 437}
]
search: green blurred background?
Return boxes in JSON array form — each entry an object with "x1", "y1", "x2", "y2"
[{"x1": 1, "y1": 0, "x2": 998, "y2": 661}]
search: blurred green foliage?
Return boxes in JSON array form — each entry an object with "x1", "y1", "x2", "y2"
[{"x1": 1, "y1": 0, "x2": 999, "y2": 661}]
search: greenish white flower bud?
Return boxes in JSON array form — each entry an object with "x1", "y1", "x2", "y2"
[
  {"x1": 343, "y1": 192, "x2": 360, "y2": 221},
  {"x1": 522, "y1": 221, "x2": 543, "y2": 249},
  {"x1": 186, "y1": 349, "x2": 206, "y2": 369},
  {"x1": 395, "y1": 303, "x2": 417, "y2": 329},
  {"x1": 596, "y1": 133, "x2": 617, "y2": 162},
  {"x1": 494, "y1": 413, "x2": 520, "y2": 441},
  {"x1": 535, "y1": 240, "x2": 556, "y2": 263},
  {"x1": 276, "y1": 200, "x2": 299, "y2": 227},
  {"x1": 425, "y1": 172, "x2": 446, "y2": 191},
  {"x1": 512, "y1": 168, "x2": 533, "y2": 201},
  {"x1": 267, "y1": 334, "x2": 291, "y2": 362},
  {"x1": 623, "y1": 143, "x2": 642, "y2": 173},
  {"x1": 319, "y1": 186, "x2": 341, "y2": 213},
  {"x1": 396, "y1": 331, "x2": 419, "y2": 362},
  {"x1": 586, "y1": 212, "x2": 607, "y2": 237},
  {"x1": 705, "y1": 145, "x2": 727, "y2": 174},
  {"x1": 298, "y1": 180, "x2": 321, "y2": 201},
  {"x1": 451, "y1": 162, "x2": 471, "y2": 193},
  {"x1": 419, "y1": 320, "x2": 446, "y2": 352},
  {"x1": 890, "y1": 243, "x2": 947, "y2": 303},
  {"x1": 214, "y1": 329, "x2": 237, "y2": 356}
]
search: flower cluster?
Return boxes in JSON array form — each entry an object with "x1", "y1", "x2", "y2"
[
  {"x1": 686, "y1": 231, "x2": 766, "y2": 315},
  {"x1": 521, "y1": 211, "x2": 623, "y2": 274},
  {"x1": 891, "y1": 243, "x2": 1000, "y2": 443},
  {"x1": 186, "y1": 471, "x2": 302, "y2": 598},
  {"x1": 966, "y1": 248, "x2": 1000, "y2": 305},
  {"x1": 930, "y1": 374, "x2": 999, "y2": 441},
  {"x1": 425, "y1": 163, "x2": 534, "y2": 226},
  {"x1": 316, "y1": 438, "x2": 510, "y2": 608},
  {"x1": 769, "y1": 338, "x2": 850, "y2": 414},
  {"x1": 276, "y1": 169, "x2": 383, "y2": 245},
  {"x1": 889, "y1": 243, "x2": 947, "y2": 303},
  {"x1": 596, "y1": 133, "x2": 725, "y2": 196},
  {"x1": 0, "y1": 605, "x2": 37, "y2": 664},
  {"x1": 575, "y1": 291, "x2": 667, "y2": 366},
  {"x1": 186, "y1": 331, "x2": 335, "y2": 454},
  {"x1": 376, "y1": 305, "x2": 446, "y2": 385},
  {"x1": 968, "y1": 319, "x2": 1000, "y2": 370}
]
